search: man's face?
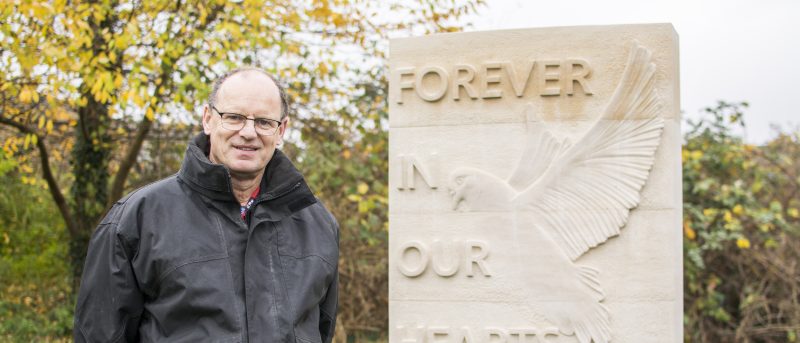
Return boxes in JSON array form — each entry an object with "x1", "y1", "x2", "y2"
[{"x1": 202, "y1": 71, "x2": 287, "y2": 178}]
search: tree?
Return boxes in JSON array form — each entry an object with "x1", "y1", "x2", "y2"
[{"x1": 683, "y1": 102, "x2": 800, "y2": 342}]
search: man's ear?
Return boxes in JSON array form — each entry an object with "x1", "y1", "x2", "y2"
[
  {"x1": 277, "y1": 117, "x2": 289, "y2": 145},
  {"x1": 202, "y1": 105, "x2": 213, "y2": 135}
]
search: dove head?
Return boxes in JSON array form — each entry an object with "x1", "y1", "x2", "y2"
[{"x1": 447, "y1": 167, "x2": 515, "y2": 211}]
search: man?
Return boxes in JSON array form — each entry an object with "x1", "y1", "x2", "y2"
[{"x1": 74, "y1": 68, "x2": 339, "y2": 343}]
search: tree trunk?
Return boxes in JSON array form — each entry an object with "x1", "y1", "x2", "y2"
[
  {"x1": 67, "y1": 1, "x2": 119, "y2": 287},
  {"x1": 69, "y1": 97, "x2": 111, "y2": 284}
]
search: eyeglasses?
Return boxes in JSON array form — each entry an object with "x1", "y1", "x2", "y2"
[{"x1": 210, "y1": 105, "x2": 282, "y2": 136}]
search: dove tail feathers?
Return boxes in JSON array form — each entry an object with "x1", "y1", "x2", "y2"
[
  {"x1": 572, "y1": 265, "x2": 612, "y2": 343},
  {"x1": 574, "y1": 304, "x2": 612, "y2": 343},
  {"x1": 578, "y1": 266, "x2": 605, "y2": 301}
]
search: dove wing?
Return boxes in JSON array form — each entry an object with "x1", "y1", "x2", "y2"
[
  {"x1": 507, "y1": 104, "x2": 569, "y2": 191},
  {"x1": 513, "y1": 42, "x2": 665, "y2": 261}
]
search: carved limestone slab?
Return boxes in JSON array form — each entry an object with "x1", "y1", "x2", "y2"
[{"x1": 389, "y1": 24, "x2": 681, "y2": 343}]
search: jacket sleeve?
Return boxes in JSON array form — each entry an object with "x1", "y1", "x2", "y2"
[
  {"x1": 318, "y1": 219, "x2": 339, "y2": 343},
  {"x1": 318, "y1": 268, "x2": 338, "y2": 343},
  {"x1": 74, "y1": 217, "x2": 144, "y2": 343}
]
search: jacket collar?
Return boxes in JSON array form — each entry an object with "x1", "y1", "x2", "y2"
[{"x1": 178, "y1": 133, "x2": 317, "y2": 221}]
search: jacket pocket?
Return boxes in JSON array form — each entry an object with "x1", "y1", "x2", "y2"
[
  {"x1": 296, "y1": 335, "x2": 322, "y2": 343},
  {"x1": 139, "y1": 256, "x2": 243, "y2": 342}
]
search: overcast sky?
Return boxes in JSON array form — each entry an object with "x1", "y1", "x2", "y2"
[{"x1": 465, "y1": 0, "x2": 799, "y2": 143}]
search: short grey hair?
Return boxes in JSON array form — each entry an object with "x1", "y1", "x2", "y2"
[{"x1": 207, "y1": 67, "x2": 290, "y2": 120}]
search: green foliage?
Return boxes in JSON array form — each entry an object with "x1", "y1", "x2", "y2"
[
  {"x1": 0, "y1": 154, "x2": 72, "y2": 342},
  {"x1": 683, "y1": 101, "x2": 800, "y2": 342}
]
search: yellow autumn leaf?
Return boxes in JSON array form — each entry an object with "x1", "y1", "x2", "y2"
[
  {"x1": 19, "y1": 87, "x2": 33, "y2": 103},
  {"x1": 332, "y1": 13, "x2": 346, "y2": 27},
  {"x1": 788, "y1": 208, "x2": 800, "y2": 218},
  {"x1": 114, "y1": 73, "x2": 124, "y2": 88},
  {"x1": 732, "y1": 205, "x2": 744, "y2": 216},
  {"x1": 131, "y1": 91, "x2": 145, "y2": 107},
  {"x1": 357, "y1": 182, "x2": 369, "y2": 195},
  {"x1": 752, "y1": 180, "x2": 763, "y2": 193},
  {"x1": 691, "y1": 150, "x2": 703, "y2": 160},
  {"x1": 723, "y1": 211, "x2": 733, "y2": 223},
  {"x1": 736, "y1": 237, "x2": 751, "y2": 249},
  {"x1": 318, "y1": 62, "x2": 329, "y2": 76},
  {"x1": 114, "y1": 35, "x2": 129, "y2": 50},
  {"x1": 683, "y1": 221, "x2": 696, "y2": 240},
  {"x1": 197, "y1": 3, "x2": 208, "y2": 23},
  {"x1": 342, "y1": 150, "x2": 351, "y2": 159}
]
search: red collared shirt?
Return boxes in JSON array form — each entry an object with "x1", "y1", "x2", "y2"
[{"x1": 240, "y1": 186, "x2": 260, "y2": 220}]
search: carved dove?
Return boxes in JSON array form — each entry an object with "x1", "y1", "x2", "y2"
[{"x1": 446, "y1": 42, "x2": 664, "y2": 343}]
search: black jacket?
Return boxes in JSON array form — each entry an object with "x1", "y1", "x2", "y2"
[{"x1": 74, "y1": 134, "x2": 339, "y2": 343}]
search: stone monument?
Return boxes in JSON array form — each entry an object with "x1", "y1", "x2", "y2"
[{"x1": 388, "y1": 24, "x2": 681, "y2": 342}]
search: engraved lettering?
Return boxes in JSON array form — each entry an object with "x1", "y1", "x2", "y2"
[
  {"x1": 427, "y1": 326, "x2": 450, "y2": 342},
  {"x1": 398, "y1": 153, "x2": 438, "y2": 190},
  {"x1": 460, "y1": 326, "x2": 476, "y2": 343},
  {"x1": 416, "y1": 66, "x2": 449, "y2": 102},
  {"x1": 538, "y1": 61, "x2": 562, "y2": 96},
  {"x1": 395, "y1": 67, "x2": 416, "y2": 104},
  {"x1": 393, "y1": 59, "x2": 593, "y2": 104},
  {"x1": 397, "y1": 324, "x2": 425, "y2": 343},
  {"x1": 565, "y1": 59, "x2": 593, "y2": 95},
  {"x1": 465, "y1": 240, "x2": 492, "y2": 277},
  {"x1": 398, "y1": 241, "x2": 428, "y2": 277},
  {"x1": 509, "y1": 327, "x2": 560, "y2": 343},
  {"x1": 396, "y1": 325, "x2": 560, "y2": 342},
  {"x1": 452, "y1": 64, "x2": 478, "y2": 100},
  {"x1": 431, "y1": 239, "x2": 460, "y2": 277},
  {"x1": 396, "y1": 239, "x2": 491, "y2": 278},
  {"x1": 537, "y1": 327, "x2": 559, "y2": 341},
  {"x1": 509, "y1": 328, "x2": 537, "y2": 342},
  {"x1": 481, "y1": 62, "x2": 503, "y2": 99},
  {"x1": 503, "y1": 61, "x2": 535, "y2": 97},
  {"x1": 486, "y1": 328, "x2": 508, "y2": 343}
]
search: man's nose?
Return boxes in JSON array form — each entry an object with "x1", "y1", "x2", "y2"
[{"x1": 238, "y1": 119, "x2": 258, "y2": 137}]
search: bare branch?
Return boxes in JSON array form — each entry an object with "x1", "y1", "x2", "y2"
[
  {"x1": 0, "y1": 115, "x2": 79, "y2": 237},
  {"x1": 105, "y1": 1, "x2": 224, "y2": 203},
  {"x1": 108, "y1": 116, "x2": 151, "y2": 206}
]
